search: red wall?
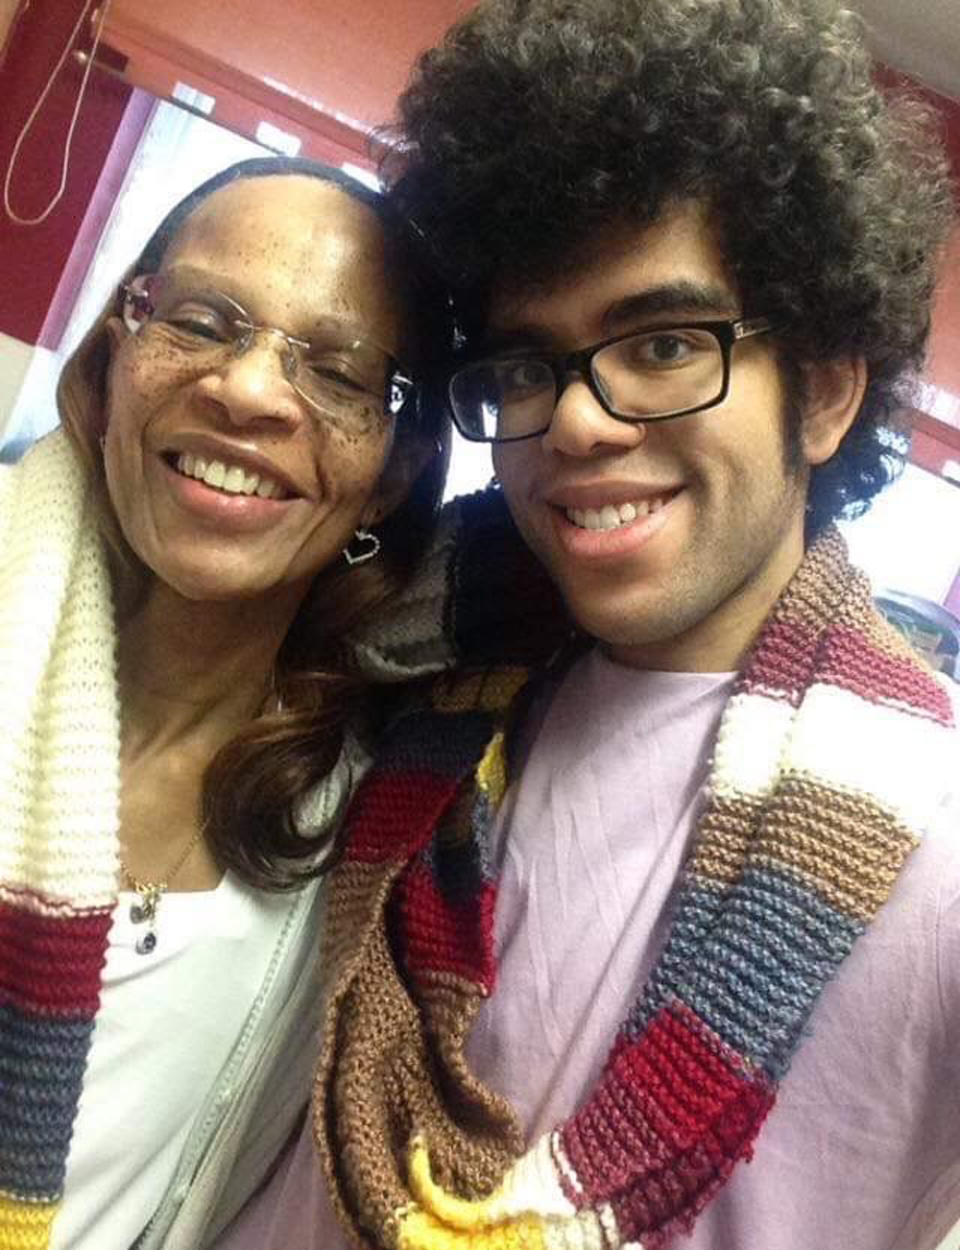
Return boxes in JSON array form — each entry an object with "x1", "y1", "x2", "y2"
[
  {"x1": 101, "y1": 0, "x2": 474, "y2": 160},
  {"x1": 2, "y1": 3, "x2": 959, "y2": 384},
  {"x1": 0, "y1": 0, "x2": 147, "y2": 346},
  {"x1": 928, "y1": 225, "x2": 960, "y2": 418},
  {"x1": 916, "y1": 83, "x2": 960, "y2": 424}
]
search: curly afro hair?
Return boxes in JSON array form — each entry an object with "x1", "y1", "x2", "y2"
[{"x1": 384, "y1": 0, "x2": 956, "y2": 534}]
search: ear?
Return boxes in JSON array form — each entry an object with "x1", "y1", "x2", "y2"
[
  {"x1": 360, "y1": 430, "x2": 444, "y2": 528},
  {"x1": 800, "y1": 356, "x2": 868, "y2": 467}
]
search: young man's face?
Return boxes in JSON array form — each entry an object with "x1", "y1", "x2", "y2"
[{"x1": 488, "y1": 200, "x2": 813, "y2": 673}]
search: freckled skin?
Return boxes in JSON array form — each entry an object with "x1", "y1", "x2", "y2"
[{"x1": 103, "y1": 177, "x2": 405, "y2": 605}]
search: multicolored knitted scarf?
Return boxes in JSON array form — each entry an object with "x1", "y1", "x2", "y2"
[
  {"x1": 314, "y1": 525, "x2": 956, "y2": 1250},
  {"x1": 0, "y1": 433, "x2": 120, "y2": 1250}
]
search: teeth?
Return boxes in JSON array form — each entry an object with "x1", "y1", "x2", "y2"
[
  {"x1": 565, "y1": 496, "x2": 670, "y2": 531},
  {"x1": 175, "y1": 452, "x2": 283, "y2": 499},
  {"x1": 204, "y1": 460, "x2": 226, "y2": 489},
  {"x1": 223, "y1": 466, "x2": 245, "y2": 493}
]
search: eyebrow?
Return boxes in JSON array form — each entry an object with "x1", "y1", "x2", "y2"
[
  {"x1": 155, "y1": 265, "x2": 382, "y2": 344},
  {"x1": 602, "y1": 281, "x2": 741, "y2": 332},
  {"x1": 483, "y1": 281, "x2": 741, "y2": 353},
  {"x1": 158, "y1": 264, "x2": 234, "y2": 295}
]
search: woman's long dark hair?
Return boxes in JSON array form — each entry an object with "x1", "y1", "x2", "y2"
[{"x1": 58, "y1": 157, "x2": 451, "y2": 888}]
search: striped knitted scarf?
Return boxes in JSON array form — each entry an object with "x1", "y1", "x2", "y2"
[
  {"x1": 314, "y1": 525, "x2": 956, "y2": 1250},
  {"x1": 0, "y1": 433, "x2": 120, "y2": 1250}
]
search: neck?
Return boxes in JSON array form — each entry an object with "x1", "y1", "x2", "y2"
[{"x1": 117, "y1": 578, "x2": 303, "y2": 758}]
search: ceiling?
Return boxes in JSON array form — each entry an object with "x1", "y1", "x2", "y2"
[{"x1": 854, "y1": 0, "x2": 960, "y2": 100}]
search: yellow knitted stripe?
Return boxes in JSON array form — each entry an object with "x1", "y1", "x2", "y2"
[
  {"x1": 0, "y1": 1195, "x2": 58, "y2": 1249},
  {"x1": 401, "y1": 1138, "x2": 548, "y2": 1248},
  {"x1": 476, "y1": 732, "x2": 508, "y2": 808},
  {"x1": 432, "y1": 667, "x2": 529, "y2": 715},
  {"x1": 401, "y1": 1139, "x2": 617, "y2": 1250},
  {"x1": 399, "y1": 1205, "x2": 548, "y2": 1249}
]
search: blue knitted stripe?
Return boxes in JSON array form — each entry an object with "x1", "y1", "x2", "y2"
[
  {"x1": 626, "y1": 868, "x2": 864, "y2": 1077},
  {"x1": 424, "y1": 787, "x2": 497, "y2": 900},
  {"x1": 0, "y1": 1001, "x2": 95, "y2": 1201}
]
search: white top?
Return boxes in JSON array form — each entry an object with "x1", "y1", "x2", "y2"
[{"x1": 50, "y1": 872, "x2": 305, "y2": 1250}]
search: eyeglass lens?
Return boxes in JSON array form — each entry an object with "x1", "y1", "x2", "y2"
[
  {"x1": 123, "y1": 279, "x2": 411, "y2": 420},
  {"x1": 450, "y1": 327, "x2": 727, "y2": 440}
]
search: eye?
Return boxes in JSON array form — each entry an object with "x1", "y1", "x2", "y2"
[
  {"x1": 497, "y1": 359, "x2": 552, "y2": 397},
  {"x1": 305, "y1": 357, "x2": 373, "y2": 396},
  {"x1": 165, "y1": 312, "x2": 232, "y2": 343},
  {"x1": 637, "y1": 334, "x2": 694, "y2": 364}
]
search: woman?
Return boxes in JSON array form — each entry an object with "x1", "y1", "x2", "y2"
[{"x1": 0, "y1": 156, "x2": 449, "y2": 1250}]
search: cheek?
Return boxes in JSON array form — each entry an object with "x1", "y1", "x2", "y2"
[
  {"x1": 106, "y1": 339, "x2": 198, "y2": 434},
  {"x1": 318, "y1": 397, "x2": 392, "y2": 444},
  {"x1": 317, "y1": 420, "x2": 394, "y2": 502}
]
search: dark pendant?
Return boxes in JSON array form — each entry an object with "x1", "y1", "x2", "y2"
[{"x1": 136, "y1": 931, "x2": 157, "y2": 955}]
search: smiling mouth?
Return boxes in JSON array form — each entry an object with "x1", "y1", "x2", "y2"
[
  {"x1": 169, "y1": 451, "x2": 290, "y2": 500},
  {"x1": 563, "y1": 490, "x2": 680, "y2": 531}
]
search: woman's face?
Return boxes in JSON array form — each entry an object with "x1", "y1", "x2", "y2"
[{"x1": 103, "y1": 176, "x2": 408, "y2": 604}]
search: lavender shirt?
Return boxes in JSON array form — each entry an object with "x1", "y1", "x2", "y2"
[{"x1": 215, "y1": 651, "x2": 960, "y2": 1250}]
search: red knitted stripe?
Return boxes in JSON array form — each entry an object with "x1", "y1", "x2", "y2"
[
  {"x1": 739, "y1": 619, "x2": 819, "y2": 703},
  {"x1": 610, "y1": 1079, "x2": 774, "y2": 1242},
  {"x1": 561, "y1": 1005, "x2": 770, "y2": 1208},
  {"x1": 345, "y1": 771, "x2": 463, "y2": 864},
  {"x1": 399, "y1": 859, "x2": 496, "y2": 990},
  {"x1": 818, "y1": 625, "x2": 955, "y2": 723},
  {"x1": 0, "y1": 898, "x2": 112, "y2": 1015}
]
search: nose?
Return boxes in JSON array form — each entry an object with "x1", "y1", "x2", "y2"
[
  {"x1": 195, "y1": 330, "x2": 304, "y2": 429},
  {"x1": 541, "y1": 375, "x2": 646, "y2": 458}
]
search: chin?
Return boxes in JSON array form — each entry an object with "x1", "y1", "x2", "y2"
[
  {"x1": 148, "y1": 562, "x2": 278, "y2": 604},
  {"x1": 568, "y1": 589, "x2": 703, "y2": 654}
]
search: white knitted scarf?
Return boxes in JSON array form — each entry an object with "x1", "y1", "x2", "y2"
[{"x1": 0, "y1": 428, "x2": 120, "y2": 924}]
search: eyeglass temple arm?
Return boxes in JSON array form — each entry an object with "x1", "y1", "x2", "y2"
[{"x1": 733, "y1": 316, "x2": 774, "y2": 341}]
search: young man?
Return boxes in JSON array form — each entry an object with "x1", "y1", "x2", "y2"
[{"x1": 218, "y1": 3, "x2": 959, "y2": 1248}]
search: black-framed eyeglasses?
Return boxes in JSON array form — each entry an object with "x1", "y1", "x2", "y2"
[
  {"x1": 446, "y1": 317, "x2": 776, "y2": 443},
  {"x1": 119, "y1": 275, "x2": 414, "y2": 423}
]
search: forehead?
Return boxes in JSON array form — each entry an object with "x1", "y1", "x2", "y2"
[
  {"x1": 158, "y1": 176, "x2": 401, "y2": 338},
  {"x1": 488, "y1": 200, "x2": 739, "y2": 339}
]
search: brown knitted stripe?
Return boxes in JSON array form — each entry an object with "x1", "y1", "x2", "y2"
[
  {"x1": 689, "y1": 777, "x2": 917, "y2": 921},
  {"x1": 315, "y1": 920, "x2": 421, "y2": 1250},
  {"x1": 749, "y1": 775, "x2": 919, "y2": 921},
  {"x1": 416, "y1": 975, "x2": 524, "y2": 1147},
  {"x1": 685, "y1": 794, "x2": 765, "y2": 886},
  {"x1": 849, "y1": 599, "x2": 931, "y2": 666},
  {"x1": 767, "y1": 528, "x2": 858, "y2": 632},
  {"x1": 319, "y1": 858, "x2": 404, "y2": 995},
  {"x1": 316, "y1": 865, "x2": 524, "y2": 1243},
  {"x1": 316, "y1": 929, "x2": 521, "y2": 1239}
]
